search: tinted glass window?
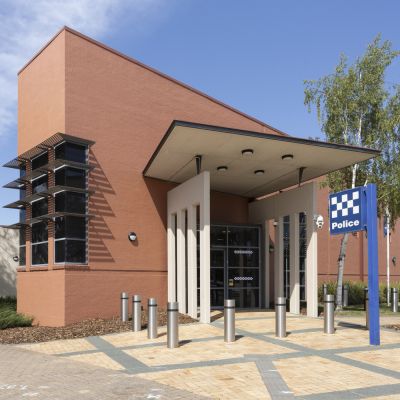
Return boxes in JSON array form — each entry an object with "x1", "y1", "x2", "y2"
[
  {"x1": 31, "y1": 152, "x2": 48, "y2": 170},
  {"x1": 19, "y1": 209, "x2": 26, "y2": 223},
  {"x1": 55, "y1": 240, "x2": 86, "y2": 263},
  {"x1": 32, "y1": 199, "x2": 48, "y2": 218},
  {"x1": 55, "y1": 168, "x2": 86, "y2": 188},
  {"x1": 55, "y1": 143, "x2": 87, "y2": 164},
  {"x1": 19, "y1": 227, "x2": 26, "y2": 246},
  {"x1": 211, "y1": 226, "x2": 227, "y2": 246},
  {"x1": 55, "y1": 216, "x2": 86, "y2": 239},
  {"x1": 32, "y1": 243, "x2": 48, "y2": 265},
  {"x1": 228, "y1": 248, "x2": 259, "y2": 268},
  {"x1": 228, "y1": 227, "x2": 259, "y2": 247},
  {"x1": 55, "y1": 192, "x2": 86, "y2": 214},
  {"x1": 19, "y1": 246, "x2": 26, "y2": 266},
  {"x1": 32, "y1": 175, "x2": 48, "y2": 194},
  {"x1": 31, "y1": 222, "x2": 48, "y2": 243}
]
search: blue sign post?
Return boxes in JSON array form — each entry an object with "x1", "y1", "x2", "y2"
[{"x1": 329, "y1": 184, "x2": 380, "y2": 345}]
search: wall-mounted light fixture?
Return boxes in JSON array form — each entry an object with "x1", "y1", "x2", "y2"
[
  {"x1": 281, "y1": 154, "x2": 294, "y2": 161},
  {"x1": 269, "y1": 244, "x2": 275, "y2": 253},
  {"x1": 217, "y1": 165, "x2": 228, "y2": 172},
  {"x1": 241, "y1": 149, "x2": 254, "y2": 157},
  {"x1": 13, "y1": 256, "x2": 19, "y2": 262},
  {"x1": 392, "y1": 256, "x2": 397, "y2": 266},
  {"x1": 128, "y1": 232, "x2": 137, "y2": 242},
  {"x1": 254, "y1": 169, "x2": 264, "y2": 176}
]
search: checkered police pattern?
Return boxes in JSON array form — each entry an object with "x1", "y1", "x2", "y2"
[{"x1": 330, "y1": 190, "x2": 360, "y2": 219}]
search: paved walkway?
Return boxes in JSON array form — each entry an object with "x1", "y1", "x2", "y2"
[
  {"x1": 9, "y1": 312, "x2": 400, "y2": 399},
  {"x1": 0, "y1": 345, "x2": 204, "y2": 399}
]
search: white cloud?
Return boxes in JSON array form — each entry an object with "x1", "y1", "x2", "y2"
[{"x1": 0, "y1": 0, "x2": 168, "y2": 136}]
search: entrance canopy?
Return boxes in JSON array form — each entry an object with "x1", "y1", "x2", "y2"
[{"x1": 144, "y1": 121, "x2": 379, "y2": 198}]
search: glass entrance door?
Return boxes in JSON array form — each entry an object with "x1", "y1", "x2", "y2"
[{"x1": 210, "y1": 225, "x2": 261, "y2": 309}]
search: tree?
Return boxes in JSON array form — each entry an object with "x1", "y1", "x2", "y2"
[{"x1": 304, "y1": 36, "x2": 400, "y2": 308}]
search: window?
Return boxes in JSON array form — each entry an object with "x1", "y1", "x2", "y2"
[
  {"x1": 55, "y1": 167, "x2": 86, "y2": 189},
  {"x1": 31, "y1": 152, "x2": 48, "y2": 170},
  {"x1": 54, "y1": 216, "x2": 87, "y2": 264},
  {"x1": 31, "y1": 222, "x2": 48, "y2": 265},
  {"x1": 55, "y1": 216, "x2": 86, "y2": 239},
  {"x1": 19, "y1": 227, "x2": 26, "y2": 266},
  {"x1": 32, "y1": 175, "x2": 48, "y2": 194},
  {"x1": 31, "y1": 198, "x2": 48, "y2": 218},
  {"x1": 55, "y1": 192, "x2": 86, "y2": 214},
  {"x1": 55, "y1": 143, "x2": 87, "y2": 164}
]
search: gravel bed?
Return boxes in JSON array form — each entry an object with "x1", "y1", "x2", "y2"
[{"x1": 0, "y1": 310, "x2": 196, "y2": 345}]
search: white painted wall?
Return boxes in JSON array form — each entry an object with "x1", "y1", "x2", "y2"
[
  {"x1": 0, "y1": 227, "x2": 18, "y2": 297},
  {"x1": 248, "y1": 182, "x2": 318, "y2": 317}
]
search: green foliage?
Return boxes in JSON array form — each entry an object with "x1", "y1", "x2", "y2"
[
  {"x1": 305, "y1": 35, "x2": 400, "y2": 223},
  {"x1": 0, "y1": 297, "x2": 32, "y2": 329},
  {"x1": 319, "y1": 281, "x2": 400, "y2": 305}
]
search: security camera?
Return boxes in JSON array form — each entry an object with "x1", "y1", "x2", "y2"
[{"x1": 315, "y1": 215, "x2": 324, "y2": 229}]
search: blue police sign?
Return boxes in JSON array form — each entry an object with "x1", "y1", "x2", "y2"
[
  {"x1": 329, "y1": 184, "x2": 380, "y2": 346},
  {"x1": 329, "y1": 187, "x2": 364, "y2": 235}
]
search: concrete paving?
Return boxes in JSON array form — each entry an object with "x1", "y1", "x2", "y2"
[{"x1": 6, "y1": 311, "x2": 400, "y2": 399}]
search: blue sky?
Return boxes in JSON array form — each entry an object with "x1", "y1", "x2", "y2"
[{"x1": 0, "y1": 0, "x2": 399, "y2": 224}]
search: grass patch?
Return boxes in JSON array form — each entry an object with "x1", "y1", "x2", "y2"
[{"x1": 0, "y1": 297, "x2": 33, "y2": 329}]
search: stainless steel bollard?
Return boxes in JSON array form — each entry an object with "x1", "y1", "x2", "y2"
[
  {"x1": 323, "y1": 283, "x2": 327, "y2": 299},
  {"x1": 167, "y1": 301, "x2": 179, "y2": 348},
  {"x1": 120, "y1": 292, "x2": 129, "y2": 322},
  {"x1": 224, "y1": 299, "x2": 235, "y2": 343},
  {"x1": 132, "y1": 295, "x2": 142, "y2": 332},
  {"x1": 365, "y1": 289, "x2": 369, "y2": 330},
  {"x1": 147, "y1": 298, "x2": 158, "y2": 339},
  {"x1": 392, "y1": 288, "x2": 399, "y2": 313},
  {"x1": 275, "y1": 297, "x2": 286, "y2": 338},
  {"x1": 343, "y1": 285, "x2": 349, "y2": 307},
  {"x1": 324, "y1": 294, "x2": 335, "y2": 334}
]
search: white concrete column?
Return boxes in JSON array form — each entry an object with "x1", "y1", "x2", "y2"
[
  {"x1": 290, "y1": 213, "x2": 300, "y2": 314},
  {"x1": 264, "y1": 221, "x2": 270, "y2": 309},
  {"x1": 306, "y1": 183, "x2": 318, "y2": 317},
  {"x1": 274, "y1": 217, "x2": 284, "y2": 300},
  {"x1": 200, "y1": 175, "x2": 210, "y2": 323},
  {"x1": 187, "y1": 205, "x2": 197, "y2": 319},
  {"x1": 176, "y1": 210, "x2": 186, "y2": 313},
  {"x1": 167, "y1": 213, "x2": 176, "y2": 302}
]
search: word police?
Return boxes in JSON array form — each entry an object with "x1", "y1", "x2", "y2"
[{"x1": 331, "y1": 219, "x2": 360, "y2": 230}]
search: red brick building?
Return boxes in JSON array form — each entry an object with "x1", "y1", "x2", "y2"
[{"x1": 2, "y1": 27, "x2": 397, "y2": 326}]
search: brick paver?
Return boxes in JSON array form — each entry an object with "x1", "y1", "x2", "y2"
[
  {"x1": 0, "y1": 345, "x2": 204, "y2": 399},
  {"x1": 9, "y1": 311, "x2": 400, "y2": 399}
]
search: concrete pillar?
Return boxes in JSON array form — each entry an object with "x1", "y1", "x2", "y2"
[
  {"x1": 176, "y1": 209, "x2": 186, "y2": 314},
  {"x1": 187, "y1": 205, "x2": 197, "y2": 318},
  {"x1": 290, "y1": 213, "x2": 300, "y2": 314},
  {"x1": 274, "y1": 217, "x2": 284, "y2": 299},
  {"x1": 264, "y1": 221, "x2": 270, "y2": 309},
  {"x1": 306, "y1": 183, "x2": 318, "y2": 317},
  {"x1": 167, "y1": 213, "x2": 176, "y2": 302}
]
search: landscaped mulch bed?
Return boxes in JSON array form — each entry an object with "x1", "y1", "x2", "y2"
[
  {"x1": 0, "y1": 310, "x2": 196, "y2": 345},
  {"x1": 384, "y1": 324, "x2": 400, "y2": 331}
]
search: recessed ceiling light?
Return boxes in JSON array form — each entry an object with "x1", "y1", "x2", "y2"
[
  {"x1": 242, "y1": 149, "x2": 254, "y2": 157},
  {"x1": 281, "y1": 154, "x2": 294, "y2": 161},
  {"x1": 217, "y1": 165, "x2": 228, "y2": 172},
  {"x1": 254, "y1": 169, "x2": 264, "y2": 176}
]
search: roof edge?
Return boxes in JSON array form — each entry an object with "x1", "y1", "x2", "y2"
[
  {"x1": 143, "y1": 120, "x2": 381, "y2": 176},
  {"x1": 18, "y1": 26, "x2": 290, "y2": 137}
]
